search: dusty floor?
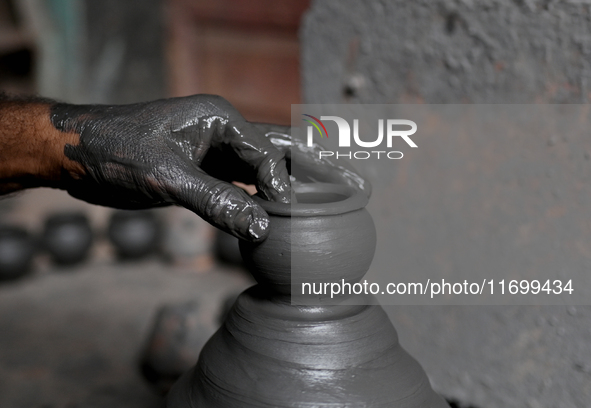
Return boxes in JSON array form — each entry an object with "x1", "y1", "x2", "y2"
[
  {"x1": 0, "y1": 257, "x2": 250, "y2": 408},
  {"x1": 0, "y1": 186, "x2": 252, "y2": 408}
]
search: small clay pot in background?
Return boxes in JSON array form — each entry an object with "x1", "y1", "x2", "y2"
[
  {"x1": 0, "y1": 225, "x2": 36, "y2": 281},
  {"x1": 139, "y1": 301, "x2": 217, "y2": 395},
  {"x1": 108, "y1": 210, "x2": 163, "y2": 260},
  {"x1": 213, "y1": 230, "x2": 243, "y2": 266},
  {"x1": 42, "y1": 212, "x2": 94, "y2": 266}
]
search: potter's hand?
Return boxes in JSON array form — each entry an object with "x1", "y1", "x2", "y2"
[
  {"x1": 51, "y1": 95, "x2": 291, "y2": 242},
  {"x1": 252, "y1": 123, "x2": 372, "y2": 197}
]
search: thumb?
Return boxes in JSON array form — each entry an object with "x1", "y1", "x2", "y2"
[{"x1": 171, "y1": 170, "x2": 271, "y2": 242}]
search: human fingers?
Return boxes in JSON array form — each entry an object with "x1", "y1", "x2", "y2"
[
  {"x1": 167, "y1": 166, "x2": 271, "y2": 242},
  {"x1": 252, "y1": 123, "x2": 372, "y2": 197},
  {"x1": 221, "y1": 121, "x2": 291, "y2": 203}
]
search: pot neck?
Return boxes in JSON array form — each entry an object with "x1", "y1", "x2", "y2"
[{"x1": 254, "y1": 183, "x2": 368, "y2": 217}]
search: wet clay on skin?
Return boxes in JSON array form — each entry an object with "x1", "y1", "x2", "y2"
[
  {"x1": 49, "y1": 97, "x2": 372, "y2": 242},
  {"x1": 167, "y1": 183, "x2": 449, "y2": 407},
  {"x1": 252, "y1": 123, "x2": 372, "y2": 198},
  {"x1": 49, "y1": 95, "x2": 291, "y2": 242}
]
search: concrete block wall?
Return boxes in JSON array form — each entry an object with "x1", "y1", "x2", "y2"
[{"x1": 300, "y1": 1, "x2": 591, "y2": 406}]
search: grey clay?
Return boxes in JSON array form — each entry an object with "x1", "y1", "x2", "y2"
[
  {"x1": 167, "y1": 183, "x2": 449, "y2": 407},
  {"x1": 108, "y1": 210, "x2": 162, "y2": 260},
  {"x1": 240, "y1": 183, "x2": 376, "y2": 296},
  {"x1": 42, "y1": 212, "x2": 93, "y2": 266},
  {"x1": 0, "y1": 225, "x2": 36, "y2": 281},
  {"x1": 140, "y1": 301, "x2": 217, "y2": 395}
]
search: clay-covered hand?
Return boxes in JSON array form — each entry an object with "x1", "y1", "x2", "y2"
[
  {"x1": 51, "y1": 95, "x2": 290, "y2": 242},
  {"x1": 252, "y1": 123, "x2": 372, "y2": 198}
]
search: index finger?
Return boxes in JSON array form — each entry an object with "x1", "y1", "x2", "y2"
[{"x1": 223, "y1": 120, "x2": 291, "y2": 203}]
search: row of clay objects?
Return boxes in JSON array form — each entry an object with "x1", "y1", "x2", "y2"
[{"x1": 0, "y1": 210, "x2": 162, "y2": 282}]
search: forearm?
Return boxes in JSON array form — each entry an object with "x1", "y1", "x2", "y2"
[{"x1": 0, "y1": 96, "x2": 81, "y2": 194}]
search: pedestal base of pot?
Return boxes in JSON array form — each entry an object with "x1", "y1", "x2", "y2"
[{"x1": 167, "y1": 285, "x2": 449, "y2": 408}]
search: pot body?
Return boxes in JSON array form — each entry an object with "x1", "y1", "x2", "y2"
[
  {"x1": 108, "y1": 210, "x2": 162, "y2": 259},
  {"x1": 43, "y1": 212, "x2": 93, "y2": 266},
  {"x1": 140, "y1": 301, "x2": 216, "y2": 395},
  {"x1": 240, "y1": 207, "x2": 376, "y2": 295},
  {"x1": 167, "y1": 183, "x2": 449, "y2": 408},
  {"x1": 0, "y1": 226, "x2": 36, "y2": 281},
  {"x1": 213, "y1": 230, "x2": 243, "y2": 265}
]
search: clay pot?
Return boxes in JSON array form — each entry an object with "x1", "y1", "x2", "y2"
[
  {"x1": 0, "y1": 225, "x2": 36, "y2": 281},
  {"x1": 171, "y1": 288, "x2": 449, "y2": 407},
  {"x1": 167, "y1": 183, "x2": 449, "y2": 408},
  {"x1": 42, "y1": 212, "x2": 93, "y2": 266},
  {"x1": 139, "y1": 301, "x2": 216, "y2": 395},
  {"x1": 107, "y1": 210, "x2": 162, "y2": 260},
  {"x1": 240, "y1": 183, "x2": 376, "y2": 295},
  {"x1": 213, "y1": 230, "x2": 243, "y2": 266}
]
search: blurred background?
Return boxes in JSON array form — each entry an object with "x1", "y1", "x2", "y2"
[
  {"x1": 0, "y1": 0, "x2": 590, "y2": 407},
  {"x1": 0, "y1": 1, "x2": 310, "y2": 407}
]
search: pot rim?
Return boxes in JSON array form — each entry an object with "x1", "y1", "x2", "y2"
[{"x1": 254, "y1": 183, "x2": 368, "y2": 217}]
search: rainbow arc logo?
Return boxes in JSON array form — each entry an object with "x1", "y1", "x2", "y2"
[{"x1": 302, "y1": 114, "x2": 329, "y2": 141}]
